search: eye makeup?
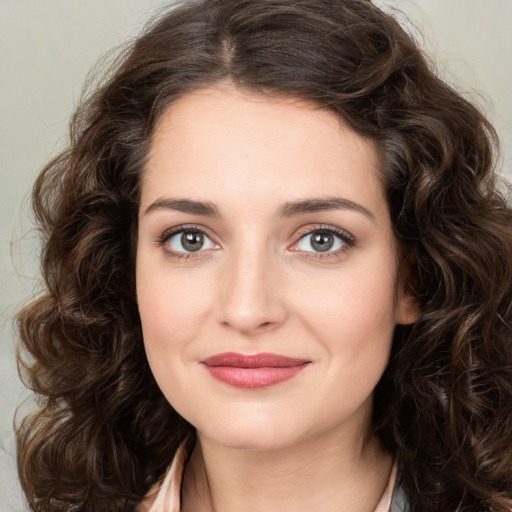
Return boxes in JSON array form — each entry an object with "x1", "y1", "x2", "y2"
[
  {"x1": 156, "y1": 224, "x2": 219, "y2": 260},
  {"x1": 155, "y1": 222, "x2": 356, "y2": 263},
  {"x1": 289, "y1": 224, "x2": 356, "y2": 262}
]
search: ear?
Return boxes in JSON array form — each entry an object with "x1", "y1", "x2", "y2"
[
  {"x1": 394, "y1": 262, "x2": 421, "y2": 325},
  {"x1": 395, "y1": 283, "x2": 421, "y2": 325}
]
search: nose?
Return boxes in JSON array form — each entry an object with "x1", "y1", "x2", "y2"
[{"x1": 216, "y1": 244, "x2": 287, "y2": 335}]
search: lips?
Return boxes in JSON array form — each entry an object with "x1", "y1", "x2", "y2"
[{"x1": 201, "y1": 352, "x2": 310, "y2": 389}]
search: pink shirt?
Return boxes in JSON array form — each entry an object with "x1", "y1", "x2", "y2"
[{"x1": 144, "y1": 441, "x2": 399, "y2": 512}]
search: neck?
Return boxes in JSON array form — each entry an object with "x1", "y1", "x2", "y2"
[{"x1": 181, "y1": 427, "x2": 393, "y2": 512}]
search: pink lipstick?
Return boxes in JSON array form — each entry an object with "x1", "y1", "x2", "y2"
[{"x1": 201, "y1": 352, "x2": 310, "y2": 389}]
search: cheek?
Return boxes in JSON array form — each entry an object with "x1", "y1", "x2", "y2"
[
  {"x1": 135, "y1": 258, "x2": 214, "y2": 359},
  {"x1": 290, "y1": 255, "x2": 398, "y2": 396},
  {"x1": 299, "y1": 270, "x2": 396, "y2": 401},
  {"x1": 293, "y1": 258, "x2": 398, "y2": 339},
  {"x1": 135, "y1": 262, "x2": 215, "y2": 414}
]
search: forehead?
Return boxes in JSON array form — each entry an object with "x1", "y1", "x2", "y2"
[{"x1": 141, "y1": 85, "x2": 386, "y2": 220}]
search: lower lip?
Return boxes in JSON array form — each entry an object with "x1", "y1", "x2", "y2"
[{"x1": 203, "y1": 364, "x2": 309, "y2": 389}]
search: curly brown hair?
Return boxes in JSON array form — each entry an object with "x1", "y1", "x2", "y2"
[{"x1": 16, "y1": 0, "x2": 512, "y2": 511}]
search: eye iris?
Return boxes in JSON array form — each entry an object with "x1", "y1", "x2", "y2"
[
  {"x1": 181, "y1": 231, "x2": 204, "y2": 252},
  {"x1": 311, "y1": 232, "x2": 334, "y2": 252}
]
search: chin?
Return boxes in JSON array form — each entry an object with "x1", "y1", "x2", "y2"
[
  {"x1": 205, "y1": 431, "x2": 301, "y2": 452},
  {"x1": 195, "y1": 414, "x2": 306, "y2": 452}
]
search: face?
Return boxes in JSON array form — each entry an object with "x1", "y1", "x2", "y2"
[{"x1": 136, "y1": 85, "x2": 419, "y2": 452}]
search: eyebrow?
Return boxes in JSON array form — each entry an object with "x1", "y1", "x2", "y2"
[
  {"x1": 276, "y1": 197, "x2": 375, "y2": 221},
  {"x1": 144, "y1": 197, "x2": 220, "y2": 217},
  {"x1": 143, "y1": 196, "x2": 375, "y2": 221}
]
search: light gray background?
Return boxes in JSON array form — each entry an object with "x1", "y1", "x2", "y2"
[{"x1": 1, "y1": 1, "x2": 511, "y2": 510}]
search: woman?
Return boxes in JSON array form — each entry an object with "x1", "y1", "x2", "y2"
[{"x1": 16, "y1": 0, "x2": 512, "y2": 511}]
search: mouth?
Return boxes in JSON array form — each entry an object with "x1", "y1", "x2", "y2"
[{"x1": 200, "y1": 352, "x2": 311, "y2": 389}]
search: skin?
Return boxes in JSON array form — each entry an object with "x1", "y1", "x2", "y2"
[{"x1": 136, "y1": 84, "x2": 420, "y2": 512}]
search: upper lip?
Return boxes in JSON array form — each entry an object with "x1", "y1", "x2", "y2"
[{"x1": 201, "y1": 352, "x2": 310, "y2": 368}]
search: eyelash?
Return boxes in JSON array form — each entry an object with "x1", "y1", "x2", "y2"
[
  {"x1": 156, "y1": 224, "x2": 356, "y2": 261},
  {"x1": 156, "y1": 224, "x2": 214, "y2": 261},
  {"x1": 291, "y1": 224, "x2": 356, "y2": 261}
]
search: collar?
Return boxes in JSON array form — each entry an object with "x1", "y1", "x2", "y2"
[{"x1": 146, "y1": 440, "x2": 402, "y2": 512}]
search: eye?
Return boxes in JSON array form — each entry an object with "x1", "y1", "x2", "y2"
[
  {"x1": 163, "y1": 228, "x2": 218, "y2": 254},
  {"x1": 291, "y1": 226, "x2": 355, "y2": 256},
  {"x1": 296, "y1": 231, "x2": 343, "y2": 252}
]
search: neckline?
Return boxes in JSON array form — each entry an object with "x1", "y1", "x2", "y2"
[{"x1": 145, "y1": 438, "x2": 399, "y2": 512}]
